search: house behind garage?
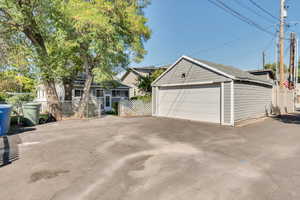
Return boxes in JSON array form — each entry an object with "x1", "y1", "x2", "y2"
[{"x1": 152, "y1": 56, "x2": 273, "y2": 126}]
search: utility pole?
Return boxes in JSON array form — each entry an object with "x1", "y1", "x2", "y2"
[
  {"x1": 262, "y1": 51, "x2": 266, "y2": 69},
  {"x1": 279, "y1": 0, "x2": 287, "y2": 88},
  {"x1": 296, "y1": 37, "x2": 299, "y2": 84},
  {"x1": 289, "y1": 32, "x2": 296, "y2": 88}
]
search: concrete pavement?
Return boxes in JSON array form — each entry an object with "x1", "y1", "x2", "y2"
[{"x1": 1, "y1": 115, "x2": 300, "y2": 200}]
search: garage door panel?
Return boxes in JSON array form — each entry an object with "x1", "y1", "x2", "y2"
[{"x1": 158, "y1": 85, "x2": 221, "y2": 123}]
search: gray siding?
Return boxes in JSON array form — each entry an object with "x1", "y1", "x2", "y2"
[
  {"x1": 234, "y1": 81, "x2": 272, "y2": 122},
  {"x1": 152, "y1": 87, "x2": 157, "y2": 115},
  {"x1": 155, "y1": 58, "x2": 230, "y2": 85},
  {"x1": 224, "y1": 82, "x2": 231, "y2": 124}
]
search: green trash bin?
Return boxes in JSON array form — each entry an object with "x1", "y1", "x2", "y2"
[{"x1": 22, "y1": 103, "x2": 41, "y2": 126}]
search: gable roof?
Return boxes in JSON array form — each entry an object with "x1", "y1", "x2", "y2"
[
  {"x1": 152, "y1": 55, "x2": 273, "y2": 86},
  {"x1": 247, "y1": 69, "x2": 275, "y2": 80},
  {"x1": 121, "y1": 65, "x2": 171, "y2": 81}
]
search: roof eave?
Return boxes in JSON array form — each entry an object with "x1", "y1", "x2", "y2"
[{"x1": 234, "y1": 78, "x2": 273, "y2": 86}]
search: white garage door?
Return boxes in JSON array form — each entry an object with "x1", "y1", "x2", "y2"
[{"x1": 158, "y1": 84, "x2": 221, "y2": 123}]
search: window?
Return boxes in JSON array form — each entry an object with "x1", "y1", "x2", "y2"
[
  {"x1": 105, "y1": 95, "x2": 111, "y2": 107},
  {"x1": 124, "y1": 91, "x2": 129, "y2": 97},
  {"x1": 74, "y1": 89, "x2": 83, "y2": 97},
  {"x1": 181, "y1": 73, "x2": 186, "y2": 78},
  {"x1": 112, "y1": 90, "x2": 120, "y2": 97},
  {"x1": 112, "y1": 90, "x2": 129, "y2": 97},
  {"x1": 95, "y1": 89, "x2": 104, "y2": 97}
]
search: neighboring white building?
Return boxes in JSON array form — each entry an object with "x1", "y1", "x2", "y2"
[{"x1": 121, "y1": 65, "x2": 169, "y2": 98}]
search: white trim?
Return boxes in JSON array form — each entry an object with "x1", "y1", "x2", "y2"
[
  {"x1": 151, "y1": 55, "x2": 272, "y2": 87},
  {"x1": 230, "y1": 81, "x2": 235, "y2": 126},
  {"x1": 152, "y1": 87, "x2": 155, "y2": 115},
  {"x1": 156, "y1": 87, "x2": 159, "y2": 115},
  {"x1": 222, "y1": 122, "x2": 232, "y2": 126},
  {"x1": 152, "y1": 55, "x2": 235, "y2": 85},
  {"x1": 182, "y1": 56, "x2": 236, "y2": 79},
  {"x1": 154, "y1": 115, "x2": 221, "y2": 125},
  {"x1": 235, "y1": 79, "x2": 273, "y2": 86},
  {"x1": 152, "y1": 55, "x2": 236, "y2": 86},
  {"x1": 157, "y1": 81, "x2": 215, "y2": 87},
  {"x1": 104, "y1": 94, "x2": 112, "y2": 111},
  {"x1": 152, "y1": 56, "x2": 185, "y2": 86},
  {"x1": 221, "y1": 82, "x2": 224, "y2": 125}
]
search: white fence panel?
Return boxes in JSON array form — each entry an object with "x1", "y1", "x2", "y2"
[{"x1": 119, "y1": 99, "x2": 152, "y2": 117}]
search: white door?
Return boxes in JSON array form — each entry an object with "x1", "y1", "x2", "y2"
[
  {"x1": 158, "y1": 84, "x2": 221, "y2": 123},
  {"x1": 104, "y1": 94, "x2": 112, "y2": 111}
]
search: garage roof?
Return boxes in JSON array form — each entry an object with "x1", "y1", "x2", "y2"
[{"x1": 152, "y1": 56, "x2": 273, "y2": 86}]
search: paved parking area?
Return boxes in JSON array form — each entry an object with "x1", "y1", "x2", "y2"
[{"x1": 1, "y1": 115, "x2": 300, "y2": 200}]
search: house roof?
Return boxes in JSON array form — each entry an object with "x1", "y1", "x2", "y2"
[
  {"x1": 121, "y1": 65, "x2": 170, "y2": 81},
  {"x1": 74, "y1": 80, "x2": 131, "y2": 89},
  {"x1": 247, "y1": 69, "x2": 273, "y2": 73},
  {"x1": 152, "y1": 55, "x2": 273, "y2": 86},
  {"x1": 247, "y1": 69, "x2": 275, "y2": 80}
]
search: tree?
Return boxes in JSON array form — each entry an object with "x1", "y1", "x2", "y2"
[
  {"x1": 137, "y1": 68, "x2": 165, "y2": 94},
  {"x1": 0, "y1": 0, "x2": 76, "y2": 120},
  {"x1": 264, "y1": 63, "x2": 288, "y2": 75},
  {"x1": 61, "y1": 0, "x2": 151, "y2": 118},
  {"x1": 137, "y1": 75, "x2": 153, "y2": 94}
]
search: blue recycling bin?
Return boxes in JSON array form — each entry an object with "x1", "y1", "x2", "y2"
[{"x1": 0, "y1": 104, "x2": 12, "y2": 136}]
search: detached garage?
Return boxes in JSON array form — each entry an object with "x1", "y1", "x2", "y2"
[{"x1": 152, "y1": 56, "x2": 273, "y2": 126}]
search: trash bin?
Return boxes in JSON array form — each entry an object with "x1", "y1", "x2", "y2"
[
  {"x1": 22, "y1": 103, "x2": 41, "y2": 126},
  {"x1": 0, "y1": 104, "x2": 12, "y2": 136}
]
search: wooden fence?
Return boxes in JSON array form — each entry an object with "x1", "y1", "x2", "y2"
[
  {"x1": 118, "y1": 99, "x2": 152, "y2": 117},
  {"x1": 272, "y1": 86, "x2": 295, "y2": 114},
  {"x1": 36, "y1": 99, "x2": 103, "y2": 118}
]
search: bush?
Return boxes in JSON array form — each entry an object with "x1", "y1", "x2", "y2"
[
  {"x1": 0, "y1": 92, "x2": 9, "y2": 103},
  {"x1": 7, "y1": 94, "x2": 35, "y2": 105},
  {"x1": 130, "y1": 95, "x2": 151, "y2": 102},
  {"x1": 105, "y1": 110, "x2": 117, "y2": 115},
  {"x1": 112, "y1": 102, "x2": 119, "y2": 115}
]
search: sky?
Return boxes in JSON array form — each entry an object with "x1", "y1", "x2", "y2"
[{"x1": 132, "y1": 0, "x2": 300, "y2": 71}]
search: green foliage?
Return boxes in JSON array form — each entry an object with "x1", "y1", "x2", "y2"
[
  {"x1": 0, "y1": 70, "x2": 35, "y2": 93},
  {"x1": 264, "y1": 63, "x2": 287, "y2": 74},
  {"x1": 151, "y1": 68, "x2": 165, "y2": 80},
  {"x1": 0, "y1": 92, "x2": 9, "y2": 102},
  {"x1": 130, "y1": 94, "x2": 151, "y2": 102},
  {"x1": 112, "y1": 102, "x2": 119, "y2": 115},
  {"x1": 105, "y1": 110, "x2": 118, "y2": 115},
  {"x1": 137, "y1": 75, "x2": 152, "y2": 93},
  {"x1": 0, "y1": 0, "x2": 82, "y2": 82},
  {"x1": 6, "y1": 94, "x2": 35, "y2": 106},
  {"x1": 63, "y1": 0, "x2": 152, "y2": 75},
  {"x1": 137, "y1": 68, "x2": 165, "y2": 93}
]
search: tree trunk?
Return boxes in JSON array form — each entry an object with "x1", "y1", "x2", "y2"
[
  {"x1": 75, "y1": 51, "x2": 94, "y2": 118},
  {"x1": 75, "y1": 71, "x2": 93, "y2": 118},
  {"x1": 63, "y1": 79, "x2": 73, "y2": 101},
  {"x1": 44, "y1": 80, "x2": 62, "y2": 120}
]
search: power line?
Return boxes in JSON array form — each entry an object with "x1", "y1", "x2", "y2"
[
  {"x1": 248, "y1": 0, "x2": 279, "y2": 21},
  {"x1": 207, "y1": 0, "x2": 275, "y2": 36},
  {"x1": 232, "y1": 0, "x2": 276, "y2": 24}
]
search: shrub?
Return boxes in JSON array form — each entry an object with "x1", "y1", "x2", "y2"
[
  {"x1": 112, "y1": 102, "x2": 119, "y2": 115},
  {"x1": 130, "y1": 95, "x2": 151, "y2": 102},
  {"x1": 0, "y1": 92, "x2": 9, "y2": 103},
  {"x1": 7, "y1": 94, "x2": 35, "y2": 106}
]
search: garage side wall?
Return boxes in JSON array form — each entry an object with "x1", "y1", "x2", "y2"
[
  {"x1": 234, "y1": 81, "x2": 272, "y2": 122},
  {"x1": 223, "y1": 82, "x2": 232, "y2": 124},
  {"x1": 155, "y1": 59, "x2": 230, "y2": 85},
  {"x1": 152, "y1": 86, "x2": 157, "y2": 115}
]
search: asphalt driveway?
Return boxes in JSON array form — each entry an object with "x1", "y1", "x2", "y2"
[{"x1": 1, "y1": 115, "x2": 300, "y2": 200}]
